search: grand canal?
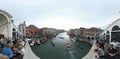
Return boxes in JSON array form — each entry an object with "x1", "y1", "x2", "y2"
[{"x1": 31, "y1": 32, "x2": 91, "y2": 59}]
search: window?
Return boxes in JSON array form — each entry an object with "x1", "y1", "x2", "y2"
[{"x1": 112, "y1": 25, "x2": 120, "y2": 31}]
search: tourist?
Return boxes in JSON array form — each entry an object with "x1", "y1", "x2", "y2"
[
  {"x1": 2, "y1": 41, "x2": 14, "y2": 59},
  {"x1": 20, "y1": 39, "x2": 25, "y2": 46},
  {"x1": 99, "y1": 40, "x2": 105, "y2": 50},
  {"x1": 12, "y1": 40, "x2": 25, "y2": 59},
  {"x1": 94, "y1": 49, "x2": 100, "y2": 59},
  {"x1": 22, "y1": 39, "x2": 26, "y2": 46},
  {"x1": 105, "y1": 44, "x2": 117, "y2": 59},
  {"x1": 30, "y1": 40, "x2": 35, "y2": 46},
  {"x1": 96, "y1": 40, "x2": 100, "y2": 49},
  {"x1": 95, "y1": 40, "x2": 109, "y2": 59},
  {"x1": 98, "y1": 48, "x2": 105, "y2": 59},
  {"x1": 12, "y1": 46, "x2": 19, "y2": 55},
  {"x1": 16, "y1": 39, "x2": 25, "y2": 46},
  {"x1": 0, "y1": 54, "x2": 9, "y2": 59},
  {"x1": 0, "y1": 35, "x2": 6, "y2": 48},
  {"x1": 12, "y1": 55, "x2": 22, "y2": 59},
  {"x1": 110, "y1": 40, "x2": 120, "y2": 49},
  {"x1": 17, "y1": 44, "x2": 25, "y2": 56}
]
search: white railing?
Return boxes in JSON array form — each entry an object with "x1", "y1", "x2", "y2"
[
  {"x1": 82, "y1": 40, "x2": 96, "y2": 59},
  {"x1": 23, "y1": 42, "x2": 40, "y2": 59}
]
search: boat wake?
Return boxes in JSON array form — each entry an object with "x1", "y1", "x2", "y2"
[{"x1": 68, "y1": 51, "x2": 77, "y2": 59}]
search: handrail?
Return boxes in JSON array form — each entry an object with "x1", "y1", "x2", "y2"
[
  {"x1": 23, "y1": 42, "x2": 40, "y2": 59},
  {"x1": 82, "y1": 40, "x2": 96, "y2": 59}
]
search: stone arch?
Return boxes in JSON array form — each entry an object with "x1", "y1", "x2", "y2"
[
  {"x1": 0, "y1": 12, "x2": 9, "y2": 38},
  {"x1": 106, "y1": 31, "x2": 110, "y2": 43},
  {"x1": 0, "y1": 9, "x2": 12, "y2": 18},
  {"x1": 91, "y1": 37, "x2": 94, "y2": 40},
  {"x1": 16, "y1": 31, "x2": 19, "y2": 39},
  {"x1": 12, "y1": 28, "x2": 16, "y2": 39},
  {"x1": 13, "y1": 28, "x2": 16, "y2": 31},
  {"x1": 0, "y1": 13, "x2": 8, "y2": 28},
  {"x1": 112, "y1": 25, "x2": 120, "y2": 31},
  {"x1": 87, "y1": 37, "x2": 90, "y2": 40},
  {"x1": 0, "y1": 9, "x2": 13, "y2": 38},
  {"x1": 102, "y1": 33, "x2": 106, "y2": 40},
  {"x1": 111, "y1": 25, "x2": 120, "y2": 42},
  {"x1": 106, "y1": 31, "x2": 110, "y2": 34}
]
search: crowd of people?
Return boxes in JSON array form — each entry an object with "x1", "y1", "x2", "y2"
[
  {"x1": 94, "y1": 39, "x2": 120, "y2": 59},
  {"x1": 29, "y1": 37, "x2": 49, "y2": 46},
  {"x1": 0, "y1": 35, "x2": 25, "y2": 59}
]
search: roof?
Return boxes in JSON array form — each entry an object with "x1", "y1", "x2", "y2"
[
  {"x1": 0, "y1": 9, "x2": 13, "y2": 18},
  {"x1": 104, "y1": 18, "x2": 120, "y2": 31}
]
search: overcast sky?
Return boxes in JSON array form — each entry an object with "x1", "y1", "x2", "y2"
[{"x1": 0, "y1": 0, "x2": 120, "y2": 30}]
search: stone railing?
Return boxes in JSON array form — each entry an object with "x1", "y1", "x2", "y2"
[
  {"x1": 82, "y1": 40, "x2": 96, "y2": 59},
  {"x1": 23, "y1": 42, "x2": 40, "y2": 59}
]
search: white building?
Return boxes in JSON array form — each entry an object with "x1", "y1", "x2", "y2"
[
  {"x1": 43, "y1": 28, "x2": 58, "y2": 35},
  {"x1": 0, "y1": 9, "x2": 20, "y2": 39},
  {"x1": 18, "y1": 21, "x2": 26, "y2": 38},
  {"x1": 0, "y1": 9, "x2": 40, "y2": 59},
  {"x1": 100, "y1": 18, "x2": 120, "y2": 43}
]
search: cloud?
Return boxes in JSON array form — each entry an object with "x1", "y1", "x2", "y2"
[{"x1": 0, "y1": 0, "x2": 120, "y2": 30}]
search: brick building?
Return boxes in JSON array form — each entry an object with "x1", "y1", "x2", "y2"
[
  {"x1": 69, "y1": 27, "x2": 103, "y2": 40},
  {"x1": 26, "y1": 25, "x2": 42, "y2": 38}
]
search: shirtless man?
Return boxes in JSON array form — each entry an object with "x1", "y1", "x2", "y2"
[{"x1": 0, "y1": 55, "x2": 9, "y2": 59}]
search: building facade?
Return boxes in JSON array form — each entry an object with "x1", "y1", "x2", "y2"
[
  {"x1": 26, "y1": 25, "x2": 38, "y2": 37},
  {"x1": 26, "y1": 25, "x2": 44, "y2": 38},
  {"x1": 69, "y1": 27, "x2": 103, "y2": 40},
  {"x1": 84, "y1": 27, "x2": 103, "y2": 40},
  {"x1": 100, "y1": 18, "x2": 120, "y2": 43},
  {"x1": 0, "y1": 9, "x2": 20, "y2": 39},
  {"x1": 18, "y1": 21, "x2": 26, "y2": 38}
]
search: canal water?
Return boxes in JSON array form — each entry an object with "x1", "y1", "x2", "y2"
[{"x1": 31, "y1": 32, "x2": 91, "y2": 59}]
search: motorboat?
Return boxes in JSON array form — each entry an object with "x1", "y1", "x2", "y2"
[{"x1": 58, "y1": 37, "x2": 64, "y2": 39}]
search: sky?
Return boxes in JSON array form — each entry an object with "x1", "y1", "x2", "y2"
[{"x1": 0, "y1": 0, "x2": 120, "y2": 30}]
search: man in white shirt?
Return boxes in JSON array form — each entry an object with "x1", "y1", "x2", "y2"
[{"x1": 110, "y1": 40, "x2": 120, "y2": 49}]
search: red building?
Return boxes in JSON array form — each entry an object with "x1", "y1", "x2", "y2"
[{"x1": 26, "y1": 25, "x2": 43, "y2": 38}]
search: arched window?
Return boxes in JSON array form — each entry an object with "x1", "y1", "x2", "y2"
[
  {"x1": 106, "y1": 31, "x2": 110, "y2": 34},
  {"x1": 12, "y1": 28, "x2": 16, "y2": 31},
  {"x1": 12, "y1": 28, "x2": 16, "y2": 39},
  {"x1": 91, "y1": 37, "x2": 94, "y2": 40},
  {"x1": 104, "y1": 33, "x2": 105, "y2": 35},
  {"x1": 87, "y1": 37, "x2": 90, "y2": 40},
  {"x1": 111, "y1": 25, "x2": 120, "y2": 42},
  {"x1": 112, "y1": 25, "x2": 120, "y2": 31}
]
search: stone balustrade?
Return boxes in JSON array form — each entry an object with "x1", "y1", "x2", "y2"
[
  {"x1": 23, "y1": 42, "x2": 40, "y2": 59},
  {"x1": 82, "y1": 40, "x2": 96, "y2": 59}
]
